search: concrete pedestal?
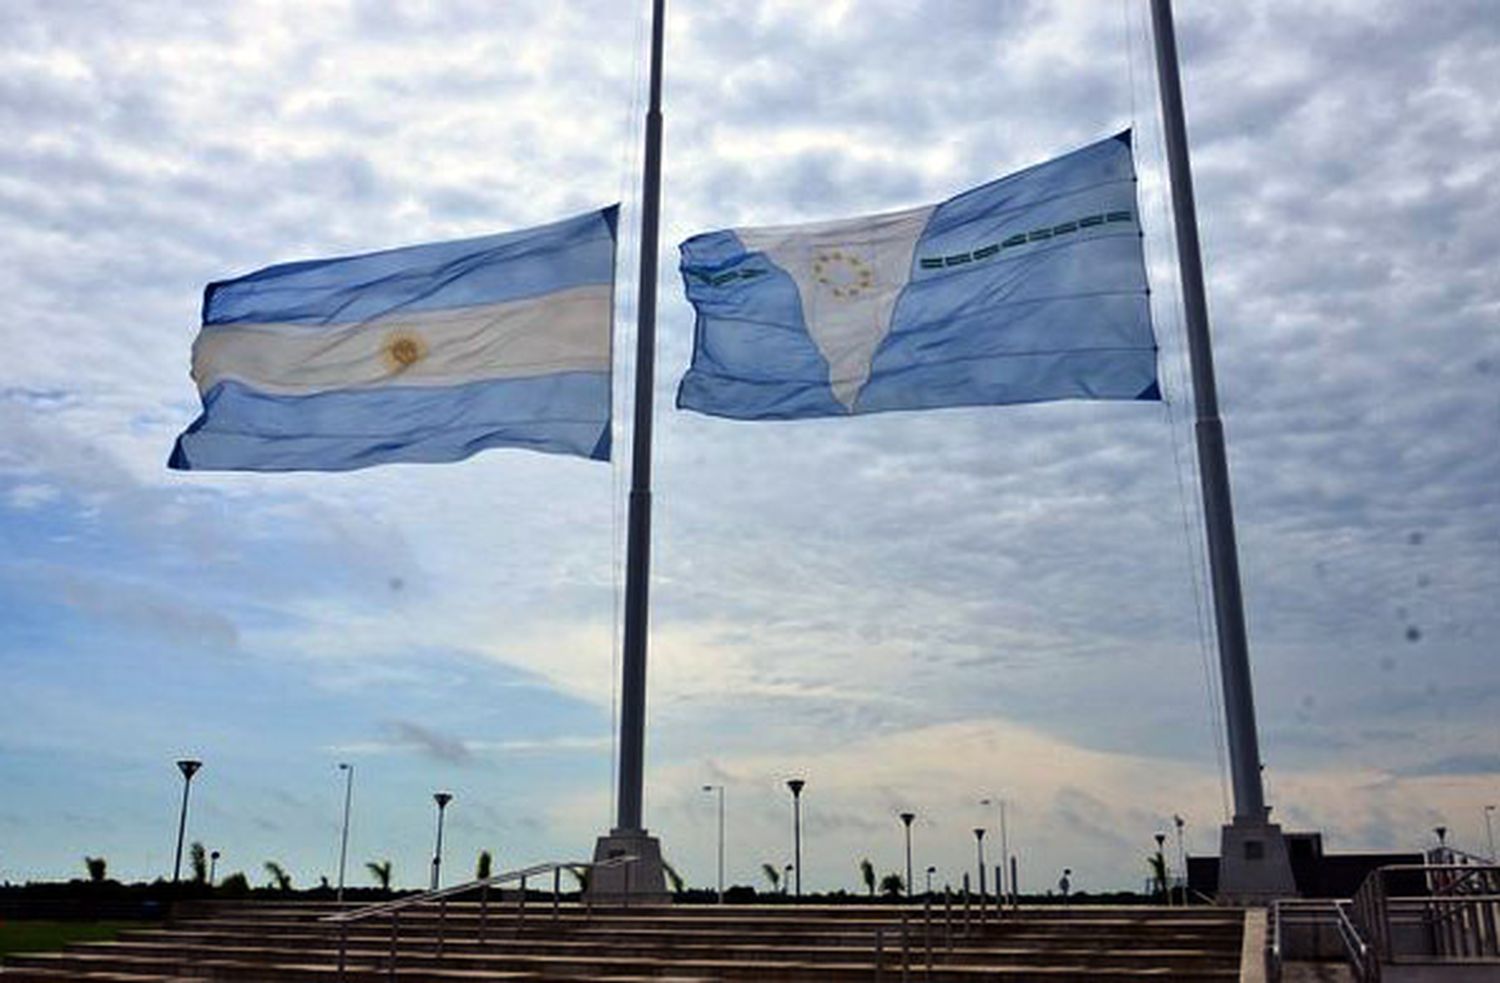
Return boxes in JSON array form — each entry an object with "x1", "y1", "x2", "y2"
[
  {"x1": 1219, "y1": 817, "x2": 1298, "y2": 903},
  {"x1": 585, "y1": 828, "x2": 671, "y2": 905}
]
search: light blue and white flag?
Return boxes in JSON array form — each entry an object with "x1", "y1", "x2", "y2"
[
  {"x1": 676, "y1": 133, "x2": 1158, "y2": 420},
  {"x1": 170, "y1": 206, "x2": 618, "y2": 471}
]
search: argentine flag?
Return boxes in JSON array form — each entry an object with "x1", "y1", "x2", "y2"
[
  {"x1": 170, "y1": 207, "x2": 618, "y2": 471},
  {"x1": 676, "y1": 133, "x2": 1158, "y2": 420}
]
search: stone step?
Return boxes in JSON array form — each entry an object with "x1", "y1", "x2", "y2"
[{"x1": 72, "y1": 936, "x2": 1240, "y2": 971}]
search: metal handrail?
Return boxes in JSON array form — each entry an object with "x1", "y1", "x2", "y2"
[
  {"x1": 1335, "y1": 899, "x2": 1376, "y2": 982},
  {"x1": 322, "y1": 854, "x2": 638, "y2": 981}
]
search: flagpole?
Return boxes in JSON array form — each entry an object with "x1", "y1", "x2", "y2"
[
  {"x1": 1149, "y1": 0, "x2": 1295, "y2": 901},
  {"x1": 590, "y1": 0, "x2": 670, "y2": 901}
]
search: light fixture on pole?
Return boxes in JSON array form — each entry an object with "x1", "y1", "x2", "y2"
[
  {"x1": 972, "y1": 827, "x2": 986, "y2": 900},
  {"x1": 1154, "y1": 832, "x2": 1169, "y2": 905},
  {"x1": 786, "y1": 779, "x2": 805, "y2": 899},
  {"x1": 899, "y1": 812, "x2": 916, "y2": 899},
  {"x1": 172, "y1": 759, "x2": 203, "y2": 884},
  {"x1": 431, "y1": 791, "x2": 453, "y2": 890},
  {"x1": 925, "y1": 865, "x2": 936, "y2": 895},
  {"x1": 336, "y1": 763, "x2": 354, "y2": 904},
  {"x1": 1173, "y1": 814, "x2": 1188, "y2": 905},
  {"x1": 980, "y1": 797, "x2": 1009, "y2": 903},
  {"x1": 1485, "y1": 805, "x2": 1496, "y2": 862},
  {"x1": 702, "y1": 784, "x2": 725, "y2": 904},
  {"x1": 783, "y1": 862, "x2": 793, "y2": 896},
  {"x1": 209, "y1": 850, "x2": 220, "y2": 886},
  {"x1": 1434, "y1": 825, "x2": 1448, "y2": 849}
]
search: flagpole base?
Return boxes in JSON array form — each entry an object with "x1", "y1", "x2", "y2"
[
  {"x1": 1217, "y1": 817, "x2": 1297, "y2": 903},
  {"x1": 585, "y1": 829, "x2": 671, "y2": 905}
]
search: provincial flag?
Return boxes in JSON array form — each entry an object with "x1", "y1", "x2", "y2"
[
  {"x1": 169, "y1": 207, "x2": 618, "y2": 471},
  {"x1": 676, "y1": 133, "x2": 1158, "y2": 420}
]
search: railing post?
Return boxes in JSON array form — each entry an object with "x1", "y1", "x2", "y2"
[
  {"x1": 624, "y1": 859, "x2": 632, "y2": 909},
  {"x1": 518, "y1": 874, "x2": 527, "y2": 935},
  {"x1": 875, "y1": 925, "x2": 885, "y2": 983},
  {"x1": 388, "y1": 910, "x2": 399, "y2": 983},
  {"x1": 554, "y1": 866, "x2": 561, "y2": 922},
  {"x1": 944, "y1": 888, "x2": 953, "y2": 953},
  {"x1": 962, "y1": 877, "x2": 972, "y2": 939},
  {"x1": 924, "y1": 894, "x2": 933, "y2": 981},
  {"x1": 900, "y1": 911, "x2": 911, "y2": 983},
  {"x1": 438, "y1": 895, "x2": 447, "y2": 961},
  {"x1": 480, "y1": 881, "x2": 489, "y2": 948},
  {"x1": 337, "y1": 920, "x2": 348, "y2": 982}
]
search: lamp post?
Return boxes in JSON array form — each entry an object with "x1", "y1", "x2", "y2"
[
  {"x1": 430, "y1": 792, "x2": 453, "y2": 890},
  {"x1": 209, "y1": 850, "x2": 220, "y2": 886},
  {"x1": 702, "y1": 784, "x2": 725, "y2": 903},
  {"x1": 783, "y1": 862, "x2": 793, "y2": 896},
  {"x1": 336, "y1": 763, "x2": 354, "y2": 904},
  {"x1": 1485, "y1": 806, "x2": 1496, "y2": 862},
  {"x1": 1173, "y1": 814, "x2": 1188, "y2": 905},
  {"x1": 1154, "y1": 832, "x2": 1169, "y2": 905},
  {"x1": 925, "y1": 865, "x2": 936, "y2": 895},
  {"x1": 786, "y1": 779, "x2": 805, "y2": 899},
  {"x1": 900, "y1": 812, "x2": 915, "y2": 898},
  {"x1": 172, "y1": 759, "x2": 202, "y2": 884},
  {"x1": 980, "y1": 797, "x2": 1010, "y2": 903},
  {"x1": 972, "y1": 828, "x2": 987, "y2": 900}
]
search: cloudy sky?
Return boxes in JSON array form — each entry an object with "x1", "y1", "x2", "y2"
[{"x1": 2, "y1": 0, "x2": 1496, "y2": 895}]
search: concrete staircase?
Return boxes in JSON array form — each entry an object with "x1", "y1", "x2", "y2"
[{"x1": 1, "y1": 901, "x2": 1248, "y2": 981}]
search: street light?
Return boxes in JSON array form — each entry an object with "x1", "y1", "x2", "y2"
[
  {"x1": 1173, "y1": 814, "x2": 1188, "y2": 906},
  {"x1": 702, "y1": 784, "x2": 725, "y2": 904},
  {"x1": 925, "y1": 865, "x2": 936, "y2": 895},
  {"x1": 430, "y1": 792, "x2": 453, "y2": 890},
  {"x1": 1154, "y1": 832, "x2": 1168, "y2": 905},
  {"x1": 336, "y1": 763, "x2": 354, "y2": 904},
  {"x1": 899, "y1": 812, "x2": 915, "y2": 898},
  {"x1": 783, "y1": 862, "x2": 794, "y2": 896},
  {"x1": 786, "y1": 779, "x2": 805, "y2": 899},
  {"x1": 980, "y1": 797, "x2": 1010, "y2": 903},
  {"x1": 1485, "y1": 805, "x2": 1496, "y2": 862},
  {"x1": 172, "y1": 759, "x2": 203, "y2": 884},
  {"x1": 972, "y1": 828, "x2": 987, "y2": 899},
  {"x1": 209, "y1": 850, "x2": 220, "y2": 886}
]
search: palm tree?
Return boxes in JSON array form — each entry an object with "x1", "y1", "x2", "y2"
[
  {"x1": 189, "y1": 842, "x2": 208, "y2": 884},
  {"x1": 263, "y1": 861, "x2": 292, "y2": 892},
  {"x1": 662, "y1": 859, "x2": 684, "y2": 894},
  {"x1": 84, "y1": 856, "x2": 107, "y2": 883},
  {"x1": 860, "y1": 858, "x2": 876, "y2": 897},
  {"x1": 366, "y1": 859, "x2": 393, "y2": 892},
  {"x1": 880, "y1": 873, "x2": 905, "y2": 898},
  {"x1": 476, "y1": 850, "x2": 493, "y2": 880},
  {"x1": 760, "y1": 862, "x2": 781, "y2": 893},
  {"x1": 1147, "y1": 851, "x2": 1169, "y2": 902}
]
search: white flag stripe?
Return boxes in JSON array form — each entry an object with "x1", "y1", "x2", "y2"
[
  {"x1": 192, "y1": 283, "x2": 612, "y2": 396},
  {"x1": 738, "y1": 204, "x2": 935, "y2": 409}
]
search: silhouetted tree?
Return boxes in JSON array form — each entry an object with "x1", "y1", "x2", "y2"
[
  {"x1": 366, "y1": 859, "x2": 393, "y2": 891},
  {"x1": 662, "y1": 859, "x2": 684, "y2": 894},
  {"x1": 880, "y1": 873, "x2": 904, "y2": 898},
  {"x1": 84, "y1": 856, "x2": 107, "y2": 883},
  {"x1": 1147, "y1": 851, "x2": 1168, "y2": 902},
  {"x1": 761, "y1": 863, "x2": 781, "y2": 893},
  {"x1": 219, "y1": 872, "x2": 250, "y2": 897},
  {"x1": 860, "y1": 858, "x2": 876, "y2": 897},
  {"x1": 476, "y1": 850, "x2": 493, "y2": 880},
  {"x1": 263, "y1": 860, "x2": 292, "y2": 892},
  {"x1": 189, "y1": 842, "x2": 208, "y2": 884}
]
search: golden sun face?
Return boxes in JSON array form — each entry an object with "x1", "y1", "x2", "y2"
[{"x1": 383, "y1": 331, "x2": 427, "y2": 373}]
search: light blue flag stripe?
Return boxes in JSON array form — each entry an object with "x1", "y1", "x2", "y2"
[
  {"x1": 204, "y1": 208, "x2": 618, "y2": 327},
  {"x1": 171, "y1": 205, "x2": 617, "y2": 472},
  {"x1": 676, "y1": 132, "x2": 1158, "y2": 421},
  {"x1": 171, "y1": 374, "x2": 611, "y2": 471}
]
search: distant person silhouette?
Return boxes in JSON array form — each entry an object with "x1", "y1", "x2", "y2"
[{"x1": 1058, "y1": 868, "x2": 1072, "y2": 906}]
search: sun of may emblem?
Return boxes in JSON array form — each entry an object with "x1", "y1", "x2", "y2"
[
  {"x1": 382, "y1": 331, "x2": 427, "y2": 373},
  {"x1": 812, "y1": 250, "x2": 876, "y2": 299}
]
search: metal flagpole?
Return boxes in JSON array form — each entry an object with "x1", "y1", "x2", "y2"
[
  {"x1": 1148, "y1": 0, "x2": 1295, "y2": 901},
  {"x1": 589, "y1": 0, "x2": 670, "y2": 901}
]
